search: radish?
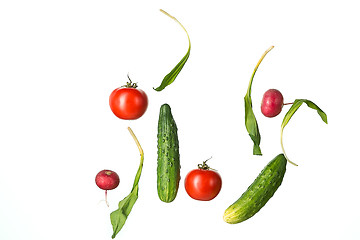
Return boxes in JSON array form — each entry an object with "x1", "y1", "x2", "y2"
[
  {"x1": 261, "y1": 89, "x2": 293, "y2": 118},
  {"x1": 261, "y1": 89, "x2": 284, "y2": 117},
  {"x1": 95, "y1": 170, "x2": 120, "y2": 206}
]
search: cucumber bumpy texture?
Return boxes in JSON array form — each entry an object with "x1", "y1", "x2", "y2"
[
  {"x1": 223, "y1": 154, "x2": 287, "y2": 224},
  {"x1": 157, "y1": 104, "x2": 180, "y2": 203}
]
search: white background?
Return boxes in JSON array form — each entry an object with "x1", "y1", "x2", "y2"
[{"x1": 1, "y1": 0, "x2": 359, "y2": 239}]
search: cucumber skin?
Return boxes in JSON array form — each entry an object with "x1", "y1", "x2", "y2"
[
  {"x1": 223, "y1": 154, "x2": 287, "y2": 224},
  {"x1": 157, "y1": 104, "x2": 180, "y2": 203}
]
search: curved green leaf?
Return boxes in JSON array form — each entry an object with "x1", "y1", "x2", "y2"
[
  {"x1": 110, "y1": 186, "x2": 138, "y2": 238},
  {"x1": 110, "y1": 127, "x2": 144, "y2": 239},
  {"x1": 244, "y1": 46, "x2": 274, "y2": 155},
  {"x1": 154, "y1": 9, "x2": 191, "y2": 92},
  {"x1": 281, "y1": 99, "x2": 328, "y2": 130},
  {"x1": 244, "y1": 94, "x2": 262, "y2": 155},
  {"x1": 280, "y1": 99, "x2": 328, "y2": 166}
]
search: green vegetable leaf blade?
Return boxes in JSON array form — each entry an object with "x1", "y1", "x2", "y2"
[
  {"x1": 110, "y1": 186, "x2": 139, "y2": 238},
  {"x1": 303, "y1": 100, "x2": 328, "y2": 124},
  {"x1": 110, "y1": 127, "x2": 144, "y2": 239},
  {"x1": 280, "y1": 99, "x2": 328, "y2": 166},
  {"x1": 281, "y1": 99, "x2": 328, "y2": 130},
  {"x1": 154, "y1": 9, "x2": 191, "y2": 92},
  {"x1": 244, "y1": 94, "x2": 262, "y2": 155},
  {"x1": 244, "y1": 46, "x2": 274, "y2": 156}
]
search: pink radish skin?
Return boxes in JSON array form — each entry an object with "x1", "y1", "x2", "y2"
[
  {"x1": 95, "y1": 170, "x2": 120, "y2": 190},
  {"x1": 95, "y1": 170, "x2": 120, "y2": 206},
  {"x1": 261, "y1": 89, "x2": 284, "y2": 117}
]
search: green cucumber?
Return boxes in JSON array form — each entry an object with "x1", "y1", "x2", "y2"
[
  {"x1": 223, "y1": 154, "x2": 287, "y2": 224},
  {"x1": 157, "y1": 104, "x2": 180, "y2": 203}
]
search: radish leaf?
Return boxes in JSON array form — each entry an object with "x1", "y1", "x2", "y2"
[
  {"x1": 280, "y1": 99, "x2": 328, "y2": 166},
  {"x1": 244, "y1": 46, "x2": 274, "y2": 155},
  {"x1": 154, "y1": 9, "x2": 191, "y2": 92},
  {"x1": 281, "y1": 99, "x2": 327, "y2": 129},
  {"x1": 110, "y1": 127, "x2": 144, "y2": 238}
]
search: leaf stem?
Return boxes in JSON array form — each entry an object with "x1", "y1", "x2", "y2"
[
  {"x1": 127, "y1": 126, "x2": 144, "y2": 190},
  {"x1": 280, "y1": 127, "x2": 298, "y2": 167},
  {"x1": 247, "y1": 46, "x2": 274, "y2": 94},
  {"x1": 127, "y1": 126, "x2": 143, "y2": 157},
  {"x1": 160, "y1": 9, "x2": 191, "y2": 44}
]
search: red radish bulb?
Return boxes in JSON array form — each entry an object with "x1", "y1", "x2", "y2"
[
  {"x1": 95, "y1": 170, "x2": 120, "y2": 206},
  {"x1": 261, "y1": 89, "x2": 284, "y2": 117}
]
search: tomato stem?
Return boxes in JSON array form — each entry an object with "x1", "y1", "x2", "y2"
[
  {"x1": 198, "y1": 157, "x2": 217, "y2": 171},
  {"x1": 247, "y1": 46, "x2": 274, "y2": 95},
  {"x1": 122, "y1": 74, "x2": 138, "y2": 88}
]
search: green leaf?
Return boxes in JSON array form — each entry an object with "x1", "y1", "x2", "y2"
[
  {"x1": 244, "y1": 94, "x2": 262, "y2": 155},
  {"x1": 110, "y1": 186, "x2": 139, "y2": 238},
  {"x1": 154, "y1": 9, "x2": 191, "y2": 92},
  {"x1": 244, "y1": 46, "x2": 274, "y2": 155},
  {"x1": 281, "y1": 99, "x2": 328, "y2": 130},
  {"x1": 110, "y1": 127, "x2": 144, "y2": 239},
  {"x1": 280, "y1": 99, "x2": 328, "y2": 166}
]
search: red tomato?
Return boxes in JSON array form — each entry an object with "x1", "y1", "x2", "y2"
[
  {"x1": 109, "y1": 80, "x2": 148, "y2": 120},
  {"x1": 185, "y1": 162, "x2": 222, "y2": 201}
]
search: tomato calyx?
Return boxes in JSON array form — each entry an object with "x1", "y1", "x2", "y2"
[
  {"x1": 197, "y1": 157, "x2": 217, "y2": 171},
  {"x1": 122, "y1": 74, "x2": 138, "y2": 88}
]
